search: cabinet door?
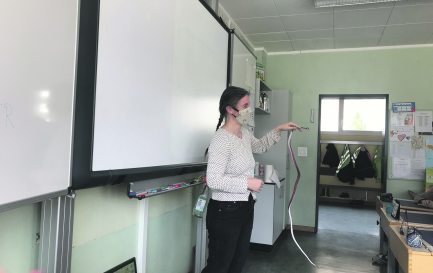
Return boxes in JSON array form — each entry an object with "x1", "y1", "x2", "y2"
[
  {"x1": 273, "y1": 180, "x2": 285, "y2": 243},
  {"x1": 250, "y1": 184, "x2": 274, "y2": 244}
]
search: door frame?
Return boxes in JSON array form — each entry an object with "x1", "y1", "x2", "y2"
[{"x1": 314, "y1": 94, "x2": 390, "y2": 231}]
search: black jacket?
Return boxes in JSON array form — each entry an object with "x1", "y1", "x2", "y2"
[
  {"x1": 353, "y1": 147, "x2": 375, "y2": 180},
  {"x1": 322, "y1": 144, "x2": 340, "y2": 168}
]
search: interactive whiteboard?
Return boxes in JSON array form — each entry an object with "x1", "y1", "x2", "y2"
[
  {"x1": 91, "y1": 0, "x2": 229, "y2": 171},
  {"x1": 0, "y1": 0, "x2": 79, "y2": 208}
]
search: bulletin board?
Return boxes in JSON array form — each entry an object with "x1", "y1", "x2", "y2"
[{"x1": 388, "y1": 109, "x2": 433, "y2": 180}]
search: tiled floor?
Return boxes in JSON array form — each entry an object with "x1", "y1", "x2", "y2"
[
  {"x1": 318, "y1": 204, "x2": 379, "y2": 236},
  {"x1": 243, "y1": 204, "x2": 382, "y2": 273}
]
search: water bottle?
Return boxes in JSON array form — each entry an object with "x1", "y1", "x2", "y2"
[
  {"x1": 193, "y1": 193, "x2": 208, "y2": 218},
  {"x1": 193, "y1": 183, "x2": 208, "y2": 218}
]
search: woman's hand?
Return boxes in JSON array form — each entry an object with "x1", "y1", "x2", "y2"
[
  {"x1": 275, "y1": 122, "x2": 302, "y2": 132},
  {"x1": 247, "y1": 177, "x2": 264, "y2": 192}
]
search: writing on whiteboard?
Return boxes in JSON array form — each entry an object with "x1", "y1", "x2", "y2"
[{"x1": 0, "y1": 103, "x2": 15, "y2": 129}]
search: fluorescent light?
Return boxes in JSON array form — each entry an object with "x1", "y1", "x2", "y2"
[{"x1": 314, "y1": 0, "x2": 402, "y2": 8}]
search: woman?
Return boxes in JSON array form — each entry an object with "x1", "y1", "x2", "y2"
[{"x1": 203, "y1": 86, "x2": 300, "y2": 273}]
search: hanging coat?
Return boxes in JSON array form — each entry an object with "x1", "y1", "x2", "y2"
[
  {"x1": 373, "y1": 148, "x2": 381, "y2": 180},
  {"x1": 353, "y1": 146, "x2": 375, "y2": 180},
  {"x1": 322, "y1": 143, "x2": 340, "y2": 168},
  {"x1": 336, "y1": 145, "x2": 355, "y2": 184}
]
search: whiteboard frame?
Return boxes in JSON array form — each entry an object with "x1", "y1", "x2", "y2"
[
  {"x1": 0, "y1": 0, "x2": 79, "y2": 210},
  {"x1": 72, "y1": 0, "x2": 231, "y2": 189}
]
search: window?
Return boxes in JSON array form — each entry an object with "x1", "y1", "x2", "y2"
[
  {"x1": 320, "y1": 96, "x2": 386, "y2": 133},
  {"x1": 320, "y1": 98, "x2": 339, "y2": 132}
]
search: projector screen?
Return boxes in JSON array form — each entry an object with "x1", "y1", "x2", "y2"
[{"x1": 91, "y1": 0, "x2": 229, "y2": 171}]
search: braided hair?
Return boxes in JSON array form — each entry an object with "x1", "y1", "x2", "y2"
[
  {"x1": 215, "y1": 86, "x2": 250, "y2": 131},
  {"x1": 205, "y1": 86, "x2": 249, "y2": 156}
]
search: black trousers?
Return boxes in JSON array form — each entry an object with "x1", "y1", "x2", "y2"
[{"x1": 202, "y1": 195, "x2": 255, "y2": 273}]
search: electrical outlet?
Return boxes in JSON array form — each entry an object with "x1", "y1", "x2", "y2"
[{"x1": 298, "y1": 147, "x2": 308, "y2": 157}]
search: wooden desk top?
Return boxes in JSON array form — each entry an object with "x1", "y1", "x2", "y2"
[{"x1": 379, "y1": 207, "x2": 433, "y2": 230}]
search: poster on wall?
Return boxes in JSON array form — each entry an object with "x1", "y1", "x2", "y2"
[
  {"x1": 425, "y1": 136, "x2": 433, "y2": 168},
  {"x1": 414, "y1": 111, "x2": 432, "y2": 133},
  {"x1": 392, "y1": 102, "x2": 416, "y2": 113},
  {"x1": 389, "y1": 110, "x2": 425, "y2": 180},
  {"x1": 390, "y1": 112, "x2": 415, "y2": 142},
  {"x1": 390, "y1": 149, "x2": 425, "y2": 181}
]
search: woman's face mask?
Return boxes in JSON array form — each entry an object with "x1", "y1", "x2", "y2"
[{"x1": 234, "y1": 106, "x2": 254, "y2": 127}]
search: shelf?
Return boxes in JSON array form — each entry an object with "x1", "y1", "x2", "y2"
[
  {"x1": 319, "y1": 196, "x2": 375, "y2": 207},
  {"x1": 319, "y1": 166, "x2": 337, "y2": 176},
  {"x1": 320, "y1": 140, "x2": 383, "y2": 145},
  {"x1": 319, "y1": 183, "x2": 382, "y2": 192},
  {"x1": 254, "y1": 79, "x2": 272, "y2": 114},
  {"x1": 255, "y1": 107, "x2": 270, "y2": 115},
  {"x1": 128, "y1": 178, "x2": 205, "y2": 199},
  {"x1": 259, "y1": 80, "x2": 271, "y2": 91}
]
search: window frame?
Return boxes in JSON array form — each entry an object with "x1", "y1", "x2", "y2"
[{"x1": 320, "y1": 94, "x2": 388, "y2": 136}]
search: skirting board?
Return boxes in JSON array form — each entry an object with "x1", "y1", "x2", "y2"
[{"x1": 288, "y1": 225, "x2": 316, "y2": 233}]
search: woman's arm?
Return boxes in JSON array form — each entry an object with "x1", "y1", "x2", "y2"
[
  {"x1": 251, "y1": 122, "x2": 301, "y2": 154},
  {"x1": 250, "y1": 129, "x2": 282, "y2": 154}
]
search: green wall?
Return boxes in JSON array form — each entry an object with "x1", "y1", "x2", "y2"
[
  {"x1": 146, "y1": 187, "x2": 199, "y2": 273},
  {"x1": 0, "y1": 181, "x2": 200, "y2": 273},
  {"x1": 0, "y1": 204, "x2": 40, "y2": 273},
  {"x1": 71, "y1": 184, "x2": 139, "y2": 273},
  {"x1": 70, "y1": 182, "x2": 200, "y2": 273},
  {"x1": 266, "y1": 46, "x2": 433, "y2": 227}
]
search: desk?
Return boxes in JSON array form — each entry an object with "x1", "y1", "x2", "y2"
[
  {"x1": 376, "y1": 196, "x2": 433, "y2": 273},
  {"x1": 376, "y1": 196, "x2": 433, "y2": 213},
  {"x1": 387, "y1": 226, "x2": 433, "y2": 273},
  {"x1": 379, "y1": 207, "x2": 433, "y2": 231}
]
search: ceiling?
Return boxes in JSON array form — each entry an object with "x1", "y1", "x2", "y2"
[{"x1": 219, "y1": 0, "x2": 433, "y2": 52}]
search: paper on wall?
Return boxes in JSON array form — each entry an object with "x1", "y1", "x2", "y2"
[
  {"x1": 390, "y1": 127, "x2": 414, "y2": 142},
  {"x1": 425, "y1": 136, "x2": 433, "y2": 168},
  {"x1": 391, "y1": 112, "x2": 414, "y2": 127},
  {"x1": 392, "y1": 158, "x2": 411, "y2": 178},
  {"x1": 411, "y1": 158, "x2": 425, "y2": 170},
  {"x1": 414, "y1": 111, "x2": 432, "y2": 133},
  {"x1": 409, "y1": 168, "x2": 425, "y2": 178},
  {"x1": 390, "y1": 112, "x2": 415, "y2": 142},
  {"x1": 411, "y1": 140, "x2": 426, "y2": 177},
  {"x1": 390, "y1": 142, "x2": 412, "y2": 158}
]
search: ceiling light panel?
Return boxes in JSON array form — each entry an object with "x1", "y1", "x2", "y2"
[{"x1": 315, "y1": 0, "x2": 401, "y2": 8}]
